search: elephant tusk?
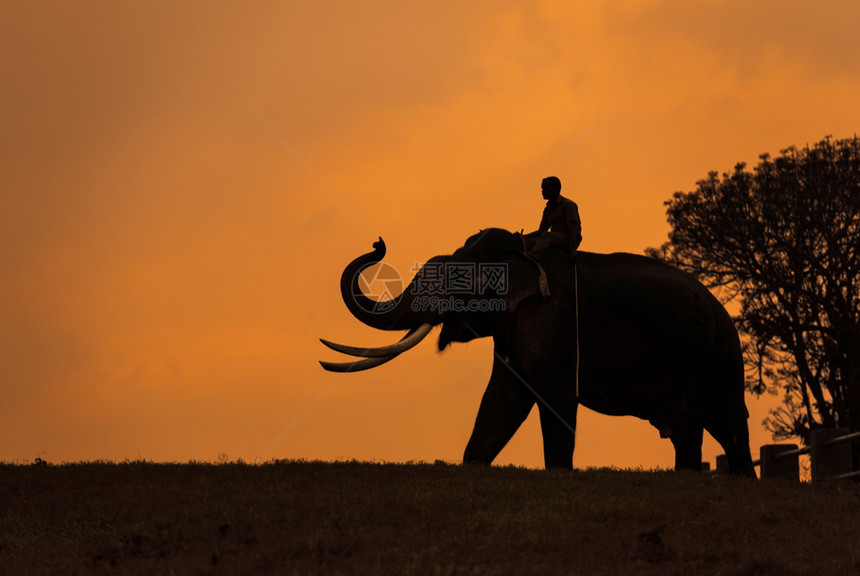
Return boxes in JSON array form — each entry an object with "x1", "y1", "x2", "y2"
[
  {"x1": 318, "y1": 355, "x2": 397, "y2": 373},
  {"x1": 319, "y1": 323, "x2": 433, "y2": 358}
]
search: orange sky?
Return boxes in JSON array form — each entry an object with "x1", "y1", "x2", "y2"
[{"x1": 3, "y1": 1, "x2": 860, "y2": 468}]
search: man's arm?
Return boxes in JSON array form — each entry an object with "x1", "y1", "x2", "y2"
[{"x1": 525, "y1": 206, "x2": 550, "y2": 238}]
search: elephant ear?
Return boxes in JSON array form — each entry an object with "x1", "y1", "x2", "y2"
[{"x1": 501, "y1": 251, "x2": 547, "y2": 313}]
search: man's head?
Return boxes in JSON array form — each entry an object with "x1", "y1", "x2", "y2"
[{"x1": 541, "y1": 176, "x2": 562, "y2": 200}]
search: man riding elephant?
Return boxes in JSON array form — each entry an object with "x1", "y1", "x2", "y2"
[{"x1": 525, "y1": 176, "x2": 582, "y2": 261}]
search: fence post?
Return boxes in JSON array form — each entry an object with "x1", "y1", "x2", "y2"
[
  {"x1": 715, "y1": 454, "x2": 729, "y2": 473},
  {"x1": 759, "y1": 444, "x2": 799, "y2": 481},
  {"x1": 811, "y1": 429, "x2": 853, "y2": 482}
]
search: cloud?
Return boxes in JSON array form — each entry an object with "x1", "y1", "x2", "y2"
[{"x1": 611, "y1": 0, "x2": 860, "y2": 82}]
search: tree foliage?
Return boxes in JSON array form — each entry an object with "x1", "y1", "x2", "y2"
[{"x1": 647, "y1": 136, "x2": 860, "y2": 442}]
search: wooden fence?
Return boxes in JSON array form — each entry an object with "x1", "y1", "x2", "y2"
[{"x1": 707, "y1": 429, "x2": 860, "y2": 482}]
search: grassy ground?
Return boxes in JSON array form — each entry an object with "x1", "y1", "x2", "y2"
[{"x1": 1, "y1": 461, "x2": 859, "y2": 575}]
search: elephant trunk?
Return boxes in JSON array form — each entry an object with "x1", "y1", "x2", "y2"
[{"x1": 339, "y1": 237, "x2": 443, "y2": 331}]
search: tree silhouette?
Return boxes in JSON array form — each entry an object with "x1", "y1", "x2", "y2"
[{"x1": 647, "y1": 136, "x2": 860, "y2": 442}]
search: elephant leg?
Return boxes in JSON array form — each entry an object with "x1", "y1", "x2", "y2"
[
  {"x1": 463, "y1": 357, "x2": 535, "y2": 466},
  {"x1": 537, "y1": 384, "x2": 578, "y2": 470},
  {"x1": 669, "y1": 424, "x2": 704, "y2": 472},
  {"x1": 704, "y1": 418, "x2": 756, "y2": 477},
  {"x1": 700, "y1": 349, "x2": 757, "y2": 477}
]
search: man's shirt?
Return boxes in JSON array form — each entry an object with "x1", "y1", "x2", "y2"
[{"x1": 540, "y1": 195, "x2": 582, "y2": 241}]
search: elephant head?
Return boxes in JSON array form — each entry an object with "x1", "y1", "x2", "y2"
[{"x1": 320, "y1": 229, "x2": 548, "y2": 371}]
